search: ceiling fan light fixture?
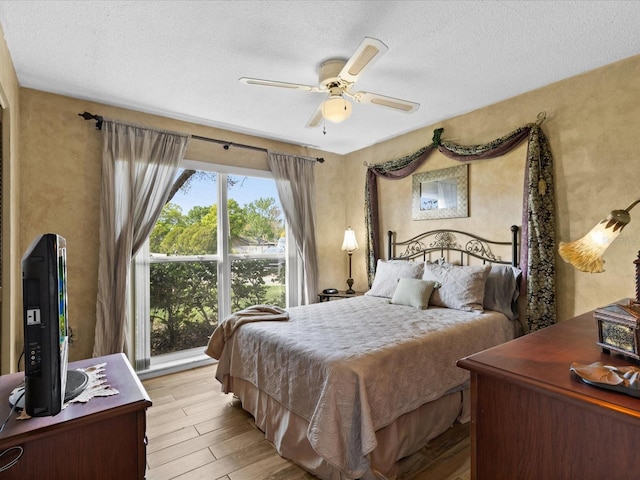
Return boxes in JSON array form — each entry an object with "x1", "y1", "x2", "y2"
[
  {"x1": 241, "y1": 37, "x2": 418, "y2": 128},
  {"x1": 322, "y1": 94, "x2": 352, "y2": 123}
]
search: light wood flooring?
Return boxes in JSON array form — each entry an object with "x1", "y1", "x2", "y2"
[{"x1": 142, "y1": 364, "x2": 471, "y2": 480}]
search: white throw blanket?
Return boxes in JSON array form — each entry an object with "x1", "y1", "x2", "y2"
[{"x1": 205, "y1": 304, "x2": 289, "y2": 359}]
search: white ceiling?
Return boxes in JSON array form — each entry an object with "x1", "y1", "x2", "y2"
[{"x1": 1, "y1": 1, "x2": 640, "y2": 155}]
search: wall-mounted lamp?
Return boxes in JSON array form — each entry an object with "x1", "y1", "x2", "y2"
[
  {"x1": 341, "y1": 227, "x2": 359, "y2": 294},
  {"x1": 559, "y1": 199, "x2": 640, "y2": 273}
]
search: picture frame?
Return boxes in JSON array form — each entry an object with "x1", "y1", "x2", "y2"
[{"x1": 412, "y1": 164, "x2": 468, "y2": 220}]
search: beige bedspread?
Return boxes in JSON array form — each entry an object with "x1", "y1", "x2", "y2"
[{"x1": 209, "y1": 295, "x2": 515, "y2": 478}]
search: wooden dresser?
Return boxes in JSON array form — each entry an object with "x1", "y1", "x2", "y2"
[
  {"x1": 458, "y1": 307, "x2": 640, "y2": 480},
  {"x1": 0, "y1": 353, "x2": 151, "y2": 479}
]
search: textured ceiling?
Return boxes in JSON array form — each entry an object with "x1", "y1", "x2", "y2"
[{"x1": 1, "y1": 1, "x2": 640, "y2": 154}]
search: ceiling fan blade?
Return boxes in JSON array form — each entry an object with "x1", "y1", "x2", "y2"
[
  {"x1": 306, "y1": 103, "x2": 324, "y2": 128},
  {"x1": 239, "y1": 77, "x2": 323, "y2": 92},
  {"x1": 350, "y1": 91, "x2": 420, "y2": 113},
  {"x1": 338, "y1": 37, "x2": 389, "y2": 84}
]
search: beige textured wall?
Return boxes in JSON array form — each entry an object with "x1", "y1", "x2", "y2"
[
  {"x1": 0, "y1": 25, "x2": 21, "y2": 373},
  {"x1": 18, "y1": 89, "x2": 343, "y2": 360},
  {"x1": 6, "y1": 45, "x2": 640, "y2": 364},
  {"x1": 346, "y1": 54, "x2": 640, "y2": 324}
]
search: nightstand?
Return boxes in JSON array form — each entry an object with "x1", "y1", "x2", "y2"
[{"x1": 318, "y1": 290, "x2": 364, "y2": 302}]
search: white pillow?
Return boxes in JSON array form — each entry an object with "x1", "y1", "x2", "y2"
[
  {"x1": 365, "y1": 260, "x2": 425, "y2": 298},
  {"x1": 390, "y1": 278, "x2": 441, "y2": 309},
  {"x1": 422, "y1": 263, "x2": 491, "y2": 312}
]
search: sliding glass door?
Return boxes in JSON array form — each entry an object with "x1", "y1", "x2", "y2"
[{"x1": 133, "y1": 161, "x2": 293, "y2": 371}]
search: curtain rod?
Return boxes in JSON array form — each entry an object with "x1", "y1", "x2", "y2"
[{"x1": 78, "y1": 112, "x2": 324, "y2": 163}]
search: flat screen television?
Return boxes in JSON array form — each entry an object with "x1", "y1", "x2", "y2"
[{"x1": 21, "y1": 233, "x2": 86, "y2": 416}]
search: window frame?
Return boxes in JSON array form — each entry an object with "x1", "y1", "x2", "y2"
[{"x1": 133, "y1": 160, "x2": 298, "y2": 375}]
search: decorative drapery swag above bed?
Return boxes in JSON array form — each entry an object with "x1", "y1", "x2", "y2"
[{"x1": 365, "y1": 114, "x2": 556, "y2": 332}]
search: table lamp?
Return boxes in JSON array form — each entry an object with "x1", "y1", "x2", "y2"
[
  {"x1": 559, "y1": 199, "x2": 639, "y2": 273},
  {"x1": 341, "y1": 227, "x2": 359, "y2": 294},
  {"x1": 559, "y1": 199, "x2": 640, "y2": 360}
]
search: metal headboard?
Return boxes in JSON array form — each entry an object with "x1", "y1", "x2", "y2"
[{"x1": 388, "y1": 225, "x2": 519, "y2": 266}]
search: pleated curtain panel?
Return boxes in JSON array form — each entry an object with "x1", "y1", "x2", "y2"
[
  {"x1": 93, "y1": 120, "x2": 189, "y2": 357},
  {"x1": 365, "y1": 118, "x2": 556, "y2": 333},
  {"x1": 268, "y1": 152, "x2": 319, "y2": 305}
]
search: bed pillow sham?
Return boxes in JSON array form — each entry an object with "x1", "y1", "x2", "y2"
[
  {"x1": 390, "y1": 278, "x2": 441, "y2": 309},
  {"x1": 422, "y1": 263, "x2": 491, "y2": 312},
  {"x1": 365, "y1": 259, "x2": 425, "y2": 298},
  {"x1": 483, "y1": 265, "x2": 522, "y2": 320}
]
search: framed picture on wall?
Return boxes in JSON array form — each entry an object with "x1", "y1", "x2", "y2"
[{"x1": 412, "y1": 164, "x2": 468, "y2": 220}]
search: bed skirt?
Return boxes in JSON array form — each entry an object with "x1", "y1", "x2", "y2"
[{"x1": 229, "y1": 376, "x2": 470, "y2": 480}]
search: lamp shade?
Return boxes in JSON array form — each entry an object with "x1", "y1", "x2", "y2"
[
  {"x1": 323, "y1": 94, "x2": 353, "y2": 123},
  {"x1": 559, "y1": 206, "x2": 634, "y2": 273},
  {"x1": 341, "y1": 227, "x2": 359, "y2": 252}
]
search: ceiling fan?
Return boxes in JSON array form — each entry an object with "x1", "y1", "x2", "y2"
[{"x1": 239, "y1": 37, "x2": 420, "y2": 128}]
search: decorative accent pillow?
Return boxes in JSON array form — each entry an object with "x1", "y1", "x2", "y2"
[
  {"x1": 365, "y1": 260, "x2": 425, "y2": 298},
  {"x1": 422, "y1": 263, "x2": 491, "y2": 312},
  {"x1": 390, "y1": 278, "x2": 441, "y2": 309},
  {"x1": 483, "y1": 265, "x2": 522, "y2": 320}
]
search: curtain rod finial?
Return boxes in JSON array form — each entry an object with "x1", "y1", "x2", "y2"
[{"x1": 78, "y1": 111, "x2": 103, "y2": 130}]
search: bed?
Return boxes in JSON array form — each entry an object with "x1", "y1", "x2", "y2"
[{"x1": 206, "y1": 226, "x2": 521, "y2": 479}]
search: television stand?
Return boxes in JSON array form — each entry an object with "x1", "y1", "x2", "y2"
[{"x1": 0, "y1": 353, "x2": 151, "y2": 479}]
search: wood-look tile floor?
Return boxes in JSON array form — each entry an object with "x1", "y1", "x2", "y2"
[{"x1": 143, "y1": 364, "x2": 470, "y2": 480}]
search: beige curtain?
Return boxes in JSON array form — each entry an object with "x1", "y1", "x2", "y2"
[
  {"x1": 93, "y1": 120, "x2": 189, "y2": 357},
  {"x1": 268, "y1": 152, "x2": 319, "y2": 305}
]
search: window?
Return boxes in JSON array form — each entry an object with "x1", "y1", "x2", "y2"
[{"x1": 133, "y1": 161, "x2": 295, "y2": 373}]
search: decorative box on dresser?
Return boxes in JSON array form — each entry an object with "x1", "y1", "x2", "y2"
[
  {"x1": 0, "y1": 353, "x2": 151, "y2": 479},
  {"x1": 457, "y1": 306, "x2": 640, "y2": 480}
]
